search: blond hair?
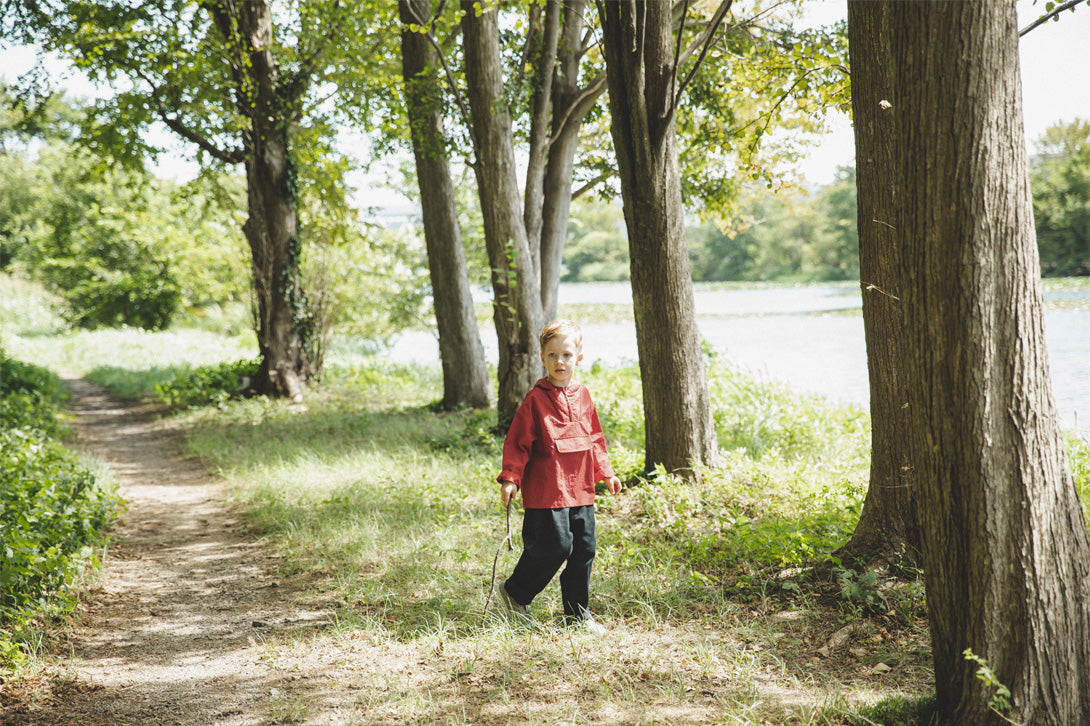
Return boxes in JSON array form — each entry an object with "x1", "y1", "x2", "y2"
[{"x1": 540, "y1": 319, "x2": 583, "y2": 351}]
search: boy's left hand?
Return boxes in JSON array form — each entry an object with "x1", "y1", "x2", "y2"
[{"x1": 606, "y1": 476, "x2": 622, "y2": 495}]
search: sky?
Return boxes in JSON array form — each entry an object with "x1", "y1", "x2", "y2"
[
  {"x1": 3, "y1": 1, "x2": 1089, "y2": 192},
  {"x1": 798, "y1": 0, "x2": 1090, "y2": 183}
]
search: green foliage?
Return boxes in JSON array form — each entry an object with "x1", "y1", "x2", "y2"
[
  {"x1": 154, "y1": 359, "x2": 261, "y2": 410},
  {"x1": 688, "y1": 169, "x2": 859, "y2": 283},
  {"x1": 1030, "y1": 119, "x2": 1090, "y2": 277},
  {"x1": 562, "y1": 197, "x2": 630, "y2": 283},
  {"x1": 1067, "y1": 431, "x2": 1090, "y2": 522},
  {"x1": 1, "y1": 135, "x2": 249, "y2": 330},
  {"x1": 963, "y1": 648, "x2": 1013, "y2": 714},
  {"x1": 674, "y1": 6, "x2": 849, "y2": 219},
  {"x1": 0, "y1": 353, "x2": 120, "y2": 666},
  {"x1": 0, "y1": 274, "x2": 66, "y2": 337},
  {"x1": 834, "y1": 564, "x2": 889, "y2": 612},
  {"x1": 580, "y1": 359, "x2": 869, "y2": 598},
  {"x1": 0, "y1": 353, "x2": 63, "y2": 435}
]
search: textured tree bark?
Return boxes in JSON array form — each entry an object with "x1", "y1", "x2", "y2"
[
  {"x1": 400, "y1": 0, "x2": 490, "y2": 410},
  {"x1": 461, "y1": 0, "x2": 544, "y2": 430},
  {"x1": 835, "y1": 0, "x2": 920, "y2": 566},
  {"x1": 891, "y1": 2, "x2": 1090, "y2": 722},
  {"x1": 235, "y1": 0, "x2": 312, "y2": 399},
  {"x1": 597, "y1": 0, "x2": 720, "y2": 475}
]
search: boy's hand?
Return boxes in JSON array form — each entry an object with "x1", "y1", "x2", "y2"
[
  {"x1": 606, "y1": 476, "x2": 622, "y2": 495},
  {"x1": 500, "y1": 481, "x2": 518, "y2": 506}
]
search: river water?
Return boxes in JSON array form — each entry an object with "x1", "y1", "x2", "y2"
[{"x1": 387, "y1": 282, "x2": 1089, "y2": 435}]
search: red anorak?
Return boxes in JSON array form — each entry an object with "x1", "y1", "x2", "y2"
[{"x1": 499, "y1": 378, "x2": 615, "y2": 509}]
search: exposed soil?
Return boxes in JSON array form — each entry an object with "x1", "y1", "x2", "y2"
[{"x1": 1, "y1": 379, "x2": 338, "y2": 726}]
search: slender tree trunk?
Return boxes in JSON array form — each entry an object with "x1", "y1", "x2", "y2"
[
  {"x1": 835, "y1": 0, "x2": 920, "y2": 566},
  {"x1": 538, "y1": 0, "x2": 605, "y2": 320},
  {"x1": 400, "y1": 0, "x2": 490, "y2": 410},
  {"x1": 522, "y1": 0, "x2": 560, "y2": 270},
  {"x1": 236, "y1": 0, "x2": 312, "y2": 399},
  {"x1": 597, "y1": 0, "x2": 720, "y2": 475},
  {"x1": 461, "y1": 0, "x2": 544, "y2": 430},
  {"x1": 891, "y1": 2, "x2": 1090, "y2": 722}
]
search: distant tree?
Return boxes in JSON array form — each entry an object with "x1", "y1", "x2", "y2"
[
  {"x1": 812, "y1": 167, "x2": 859, "y2": 281},
  {"x1": 4, "y1": 0, "x2": 382, "y2": 398},
  {"x1": 562, "y1": 198, "x2": 629, "y2": 283},
  {"x1": 1030, "y1": 119, "x2": 1090, "y2": 276},
  {"x1": 399, "y1": 0, "x2": 490, "y2": 410},
  {"x1": 888, "y1": 2, "x2": 1090, "y2": 722}
]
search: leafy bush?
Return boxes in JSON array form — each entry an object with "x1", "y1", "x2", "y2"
[
  {"x1": 46, "y1": 236, "x2": 182, "y2": 330},
  {"x1": 0, "y1": 353, "x2": 62, "y2": 435},
  {"x1": 154, "y1": 358, "x2": 261, "y2": 409},
  {"x1": 0, "y1": 428, "x2": 118, "y2": 627},
  {"x1": 0, "y1": 354, "x2": 119, "y2": 665}
]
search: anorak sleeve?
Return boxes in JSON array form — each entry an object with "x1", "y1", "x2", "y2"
[
  {"x1": 498, "y1": 393, "x2": 538, "y2": 488},
  {"x1": 589, "y1": 401, "x2": 615, "y2": 483}
]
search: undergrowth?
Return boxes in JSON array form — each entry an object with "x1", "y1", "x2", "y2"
[{"x1": 0, "y1": 352, "x2": 121, "y2": 670}]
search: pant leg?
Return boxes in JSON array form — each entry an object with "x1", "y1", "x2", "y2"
[
  {"x1": 559, "y1": 505, "x2": 597, "y2": 617},
  {"x1": 504, "y1": 508, "x2": 573, "y2": 606}
]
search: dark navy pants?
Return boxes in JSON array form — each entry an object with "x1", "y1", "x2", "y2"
[{"x1": 503, "y1": 505, "x2": 596, "y2": 617}]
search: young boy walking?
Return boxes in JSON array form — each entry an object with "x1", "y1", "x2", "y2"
[{"x1": 497, "y1": 319, "x2": 622, "y2": 633}]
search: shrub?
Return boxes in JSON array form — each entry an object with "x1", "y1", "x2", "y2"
[
  {"x1": 0, "y1": 354, "x2": 120, "y2": 665},
  {"x1": 0, "y1": 353, "x2": 62, "y2": 435},
  {"x1": 0, "y1": 428, "x2": 118, "y2": 627},
  {"x1": 154, "y1": 358, "x2": 261, "y2": 409}
]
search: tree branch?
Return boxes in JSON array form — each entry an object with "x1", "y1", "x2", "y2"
[
  {"x1": 549, "y1": 72, "x2": 607, "y2": 145},
  {"x1": 670, "y1": 0, "x2": 733, "y2": 122},
  {"x1": 280, "y1": 0, "x2": 345, "y2": 108},
  {"x1": 149, "y1": 84, "x2": 244, "y2": 164},
  {"x1": 1019, "y1": 0, "x2": 1087, "y2": 36}
]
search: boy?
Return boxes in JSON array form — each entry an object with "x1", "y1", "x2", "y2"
[{"x1": 497, "y1": 319, "x2": 622, "y2": 634}]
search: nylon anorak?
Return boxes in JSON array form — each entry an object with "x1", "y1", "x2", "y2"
[{"x1": 498, "y1": 378, "x2": 615, "y2": 509}]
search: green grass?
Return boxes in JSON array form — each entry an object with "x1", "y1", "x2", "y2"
[{"x1": 6, "y1": 272, "x2": 1090, "y2": 723}]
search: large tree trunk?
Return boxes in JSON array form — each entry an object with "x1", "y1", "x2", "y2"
[
  {"x1": 237, "y1": 0, "x2": 312, "y2": 400},
  {"x1": 461, "y1": 0, "x2": 544, "y2": 430},
  {"x1": 400, "y1": 0, "x2": 490, "y2": 410},
  {"x1": 835, "y1": 0, "x2": 920, "y2": 566},
  {"x1": 597, "y1": 0, "x2": 720, "y2": 475},
  {"x1": 890, "y1": 2, "x2": 1090, "y2": 722}
]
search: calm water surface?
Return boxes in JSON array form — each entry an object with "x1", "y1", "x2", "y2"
[{"x1": 389, "y1": 282, "x2": 1089, "y2": 434}]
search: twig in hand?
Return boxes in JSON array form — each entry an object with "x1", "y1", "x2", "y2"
[{"x1": 484, "y1": 499, "x2": 514, "y2": 614}]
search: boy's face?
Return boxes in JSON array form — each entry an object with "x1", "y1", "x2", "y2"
[{"x1": 541, "y1": 334, "x2": 583, "y2": 388}]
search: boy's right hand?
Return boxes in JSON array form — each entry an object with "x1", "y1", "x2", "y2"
[{"x1": 500, "y1": 481, "x2": 518, "y2": 506}]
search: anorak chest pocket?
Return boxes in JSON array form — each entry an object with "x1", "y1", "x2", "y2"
[{"x1": 549, "y1": 421, "x2": 592, "y2": 454}]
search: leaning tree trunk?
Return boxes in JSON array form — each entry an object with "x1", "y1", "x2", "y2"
[
  {"x1": 598, "y1": 0, "x2": 720, "y2": 475},
  {"x1": 400, "y1": 0, "x2": 490, "y2": 410},
  {"x1": 238, "y1": 0, "x2": 312, "y2": 400},
  {"x1": 461, "y1": 0, "x2": 544, "y2": 430},
  {"x1": 835, "y1": 0, "x2": 920, "y2": 566},
  {"x1": 891, "y1": 2, "x2": 1090, "y2": 722}
]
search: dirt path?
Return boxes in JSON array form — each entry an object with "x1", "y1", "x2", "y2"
[
  {"x1": 2, "y1": 378, "x2": 931, "y2": 725},
  {"x1": 2, "y1": 379, "x2": 337, "y2": 726}
]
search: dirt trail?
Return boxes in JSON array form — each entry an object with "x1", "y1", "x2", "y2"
[{"x1": 2, "y1": 379, "x2": 336, "y2": 726}]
